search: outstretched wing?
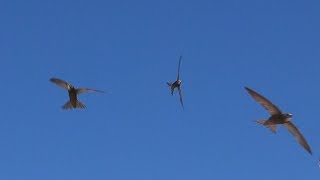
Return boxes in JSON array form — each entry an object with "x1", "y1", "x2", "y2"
[
  {"x1": 178, "y1": 86, "x2": 184, "y2": 108},
  {"x1": 50, "y1": 78, "x2": 72, "y2": 90},
  {"x1": 283, "y1": 121, "x2": 312, "y2": 155},
  {"x1": 177, "y1": 55, "x2": 182, "y2": 80},
  {"x1": 245, "y1": 87, "x2": 281, "y2": 115},
  {"x1": 77, "y1": 88, "x2": 105, "y2": 94}
]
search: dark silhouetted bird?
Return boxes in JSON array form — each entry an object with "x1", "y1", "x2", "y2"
[
  {"x1": 50, "y1": 78, "x2": 104, "y2": 109},
  {"x1": 167, "y1": 55, "x2": 184, "y2": 108},
  {"x1": 245, "y1": 86, "x2": 312, "y2": 155}
]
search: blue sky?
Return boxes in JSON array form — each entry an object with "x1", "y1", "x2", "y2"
[{"x1": 0, "y1": 0, "x2": 320, "y2": 179}]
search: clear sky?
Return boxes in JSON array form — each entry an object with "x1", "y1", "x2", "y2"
[{"x1": 0, "y1": 0, "x2": 319, "y2": 179}]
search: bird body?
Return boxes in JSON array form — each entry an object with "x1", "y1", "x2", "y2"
[
  {"x1": 255, "y1": 113, "x2": 292, "y2": 133},
  {"x1": 63, "y1": 87, "x2": 86, "y2": 109},
  {"x1": 167, "y1": 80, "x2": 181, "y2": 95}
]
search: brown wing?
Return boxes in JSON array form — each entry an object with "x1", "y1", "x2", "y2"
[
  {"x1": 245, "y1": 87, "x2": 281, "y2": 115},
  {"x1": 76, "y1": 88, "x2": 105, "y2": 94},
  {"x1": 50, "y1": 78, "x2": 72, "y2": 90},
  {"x1": 178, "y1": 86, "x2": 184, "y2": 108},
  {"x1": 283, "y1": 121, "x2": 312, "y2": 155}
]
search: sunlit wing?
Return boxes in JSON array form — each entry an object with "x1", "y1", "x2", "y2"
[
  {"x1": 77, "y1": 88, "x2": 105, "y2": 94},
  {"x1": 245, "y1": 87, "x2": 281, "y2": 115},
  {"x1": 283, "y1": 121, "x2": 312, "y2": 155},
  {"x1": 50, "y1": 78, "x2": 72, "y2": 90}
]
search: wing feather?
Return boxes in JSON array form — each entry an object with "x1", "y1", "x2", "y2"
[
  {"x1": 178, "y1": 86, "x2": 184, "y2": 108},
  {"x1": 283, "y1": 122, "x2": 312, "y2": 154},
  {"x1": 50, "y1": 78, "x2": 72, "y2": 90},
  {"x1": 77, "y1": 88, "x2": 105, "y2": 94},
  {"x1": 177, "y1": 55, "x2": 182, "y2": 80},
  {"x1": 245, "y1": 87, "x2": 281, "y2": 115}
]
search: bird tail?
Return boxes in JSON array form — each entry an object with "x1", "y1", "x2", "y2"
[
  {"x1": 62, "y1": 100, "x2": 86, "y2": 109},
  {"x1": 256, "y1": 120, "x2": 277, "y2": 133},
  {"x1": 256, "y1": 120, "x2": 266, "y2": 125},
  {"x1": 167, "y1": 82, "x2": 174, "y2": 95}
]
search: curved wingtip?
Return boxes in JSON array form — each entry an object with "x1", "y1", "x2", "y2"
[
  {"x1": 244, "y1": 86, "x2": 251, "y2": 91},
  {"x1": 244, "y1": 86, "x2": 255, "y2": 95},
  {"x1": 304, "y1": 142, "x2": 312, "y2": 155},
  {"x1": 49, "y1": 78, "x2": 57, "y2": 82},
  {"x1": 91, "y1": 87, "x2": 108, "y2": 93},
  {"x1": 96, "y1": 90, "x2": 106, "y2": 93}
]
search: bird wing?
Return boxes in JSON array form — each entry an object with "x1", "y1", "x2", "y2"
[
  {"x1": 177, "y1": 55, "x2": 182, "y2": 80},
  {"x1": 283, "y1": 121, "x2": 312, "y2": 154},
  {"x1": 50, "y1": 78, "x2": 72, "y2": 90},
  {"x1": 178, "y1": 86, "x2": 184, "y2": 108},
  {"x1": 77, "y1": 88, "x2": 105, "y2": 94},
  {"x1": 245, "y1": 87, "x2": 281, "y2": 115}
]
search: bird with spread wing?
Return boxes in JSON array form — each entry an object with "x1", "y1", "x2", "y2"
[
  {"x1": 245, "y1": 86, "x2": 312, "y2": 155},
  {"x1": 167, "y1": 55, "x2": 184, "y2": 108},
  {"x1": 50, "y1": 78, "x2": 104, "y2": 109}
]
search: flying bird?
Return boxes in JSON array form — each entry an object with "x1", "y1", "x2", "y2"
[
  {"x1": 167, "y1": 55, "x2": 184, "y2": 108},
  {"x1": 50, "y1": 78, "x2": 104, "y2": 109},
  {"x1": 245, "y1": 86, "x2": 312, "y2": 155}
]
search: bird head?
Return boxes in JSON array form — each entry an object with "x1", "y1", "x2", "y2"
[
  {"x1": 67, "y1": 84, "x2": 75, "y2": 91},
  {"x1": 284, "y1": 113, "x2": 293, "y2": 121}
]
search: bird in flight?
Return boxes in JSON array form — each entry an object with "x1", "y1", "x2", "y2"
[
  {"x1": 245, "y1": 86, "x2": 312, "y2": 155},
  {"x1": 50, "y1": 78, "x2": 104, "y2": 109},
  {"x1": 167, "y1": 55, "x2": 184, "y2": 108}
]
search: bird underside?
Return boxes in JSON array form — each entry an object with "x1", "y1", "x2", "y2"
[
  {"x1": 166, "y1": 81, "x2": 184, "y2": 108},
  {"x1": 167, "y1": 82, "x2": 177, "y2": 95}
]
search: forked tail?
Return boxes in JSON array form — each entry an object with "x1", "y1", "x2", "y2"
[
  {"x1": 167, "y1": 82, "x2": 174, "y2": 95},
  {"x1": 62, "y1": 100, "x2": 86, "y2": 109},
  {"x1": 256, "y1": 120, "x2": 266, "y2": 125},
  {"x1": 256, "y1": 120, "x2": 277, "y2": 133}
]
